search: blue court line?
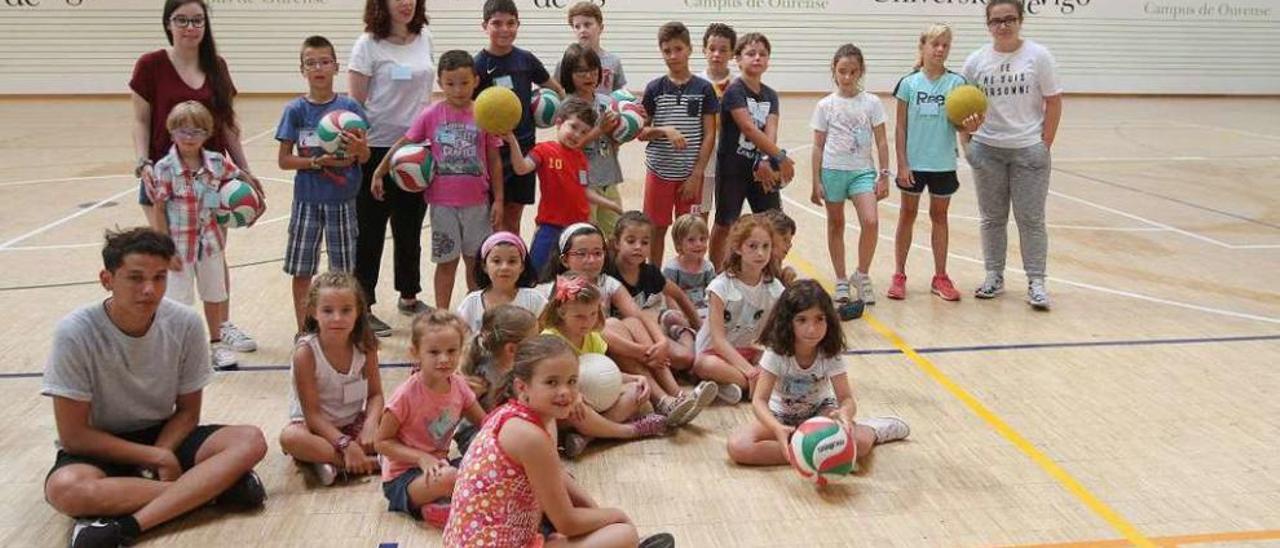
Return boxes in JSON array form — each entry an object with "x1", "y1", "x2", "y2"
[{"x1": 2, "y1": 334, "x2": 1276, "y2": 381}]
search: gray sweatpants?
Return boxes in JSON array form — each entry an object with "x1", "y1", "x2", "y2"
[{"x1": 967, "y1": 140, "x2": 1051, "y2": 280}]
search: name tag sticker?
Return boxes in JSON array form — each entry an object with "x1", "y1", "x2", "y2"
[
  {"x1": 495, "y1": 75, "x2": 514, "y2": 89},
  {"x1": 342, "y1": 379, "x2": 368, "y2": 404},
  {"x1": 919, "y1": 102, "x2": 940, "y2": 116},
  {"x1": 391, "y1": 64, "x2": 412, "y2": 81},
  {"x1": 299, "y1": 129, "x2": 321, "y2": 148}
]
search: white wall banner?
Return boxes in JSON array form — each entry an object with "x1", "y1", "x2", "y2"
[{"x1": 1, "y1": 0, "x2": 1276, "y2": 94}]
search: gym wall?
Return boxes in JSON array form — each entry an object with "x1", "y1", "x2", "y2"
[{"x1": 1, "y1": 0, "x2": 1276, "y2": 95}]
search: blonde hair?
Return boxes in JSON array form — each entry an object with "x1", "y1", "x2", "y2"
[
  {"x1": 913, "y1": 23, "x2": 953, "y2": 71},
  {"x1": 462, "y1": 305, "x2": 537, "y2": 410},
  {"x1": 723, "y1": 215, "x2": 779, "y2": 280},
  {"x1": 303, "y1": 271, "x2": 378, "y2": 354},
  {"x1": 671, "y1": 213, "x2": 710, "y2": 250},
  {"x1": 538, "y1": 272, "x2": 605, "y2": 333},
  {"x1": 409, "y1": 309, "x2": 469, "y2": 352},
  {"x1": 165, "y1": 100, "x2": 215, "y2": 134}
]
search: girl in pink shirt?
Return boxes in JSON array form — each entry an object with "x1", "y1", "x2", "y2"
[{"x1": 375, "y1": 310, "x2": 485, "y2": 528}]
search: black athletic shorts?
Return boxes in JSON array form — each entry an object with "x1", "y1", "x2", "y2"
[
  {"x1": 502, "y1": 139, "x2": 537, "y2": 205},
  {"x1": 46, "y1": 423, "x2": 224, "y2": 483},
  {"x1": 899, "y1": 170, "x2": 959, "y2": 197},
  {"x1": 714, "y1": 157, "x2": 781, "y2": 227}
]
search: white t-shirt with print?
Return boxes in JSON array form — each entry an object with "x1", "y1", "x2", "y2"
[
  {"x1": 694, "y1": 273, "x2": 785, "y2": 353},
  {"x1": 456, "y1": 288, "x2": 548, "y2": 334},
  {"x1": 760, "y1": 349, "x2": 846, "y2": 423},
  {"x1": 961, "y1": 40, "x2": 1062, "y2": 149},
  {"x1": 810, "y1": 91, "x2": 886, "y2": 172},
  {"x1": 349, "y1": 31, "x2": 435, "y2": 147}
]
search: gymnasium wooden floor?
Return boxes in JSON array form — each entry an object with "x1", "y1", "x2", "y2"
[{"x1": 1, "y1": 94, "x2": 1278, "y2": 547}]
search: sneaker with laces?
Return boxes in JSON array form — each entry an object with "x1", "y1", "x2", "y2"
[
  {"x1": 219, "y1": 322, "x2": 257, "y2": 352},
  {"x1": 397, "y1": 298, "x2": 430, "y2": 317},
  {"x1": 852, "y1": 272, "x2": 875, "y2": 305},
  {"x1": 421, "y1": 499, "x2": 451, "y2": 529},
  {"x1": 974, "y1": 271, "x2": 1005, "y2": 299},
  {"x1": 833, "y1": 280, "x2": 851, "y2": 303},
  {"x1": 217, "y1": 471, "x2": 266, "y2": 509},
  {"x1": 692, "y1": 380, "x2": 718, "y2": 410},
  {"x1": 886, "y1": 272, "x2": 907, "y2": 300},
  {"x1": 367, "y1": 313, "x2": 392, "y2": 337},
  {"x1": 211, "y1": 342, "x2": 238, "y2": 371},
  {"x1": 655, "y1": 395, "x2": 697, "y2": 427},
  {"x1": 628, "y1": 413, "x2": 668, "y2": 437},
  {"x1": 716, "y1": 382, "x2": 743, "y2": 404},
  {"x1": 71, "y1": 518, "x2": 130, "y2": 548},
  {"x1": 860, "y1": 416, "x2": 910, "y2": 444},
  {"x1": 560, "y1": 432, "x2": 590, "y2": 459},
  {"x1": 1027, "y1": 279, "x2": 1051, "y2": 310},
  {"x1": 639, "y1": 532, "x2": 677, "y2": 548},
  {"x1": 312, "y1": 462, "x2": 338, "y2": 486},
  {"x1": 930, "y1": 274, "x2": 961, "y2": 302}
]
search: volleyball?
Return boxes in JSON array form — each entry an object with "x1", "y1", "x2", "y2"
[
  {"x1": 612, "y1": 99, "x2": 646, "y2": 120},
  {"x1": 577, "y1": 353, "x2": 623, "y2": 412},
  {"x1": 788, "y1": 416, "x2": 856, "y2": 486},
  {"x1": 531, "y1": 87, "x2": 562, "y2": 128},
  {"x1": 610, "y1": 89, "x2": 637, "y2": 104},
  {"x1": 611, "y1": 109, "x2": 644, "y2": 144},
  {"x1": 945, "y1": 84, "x2": 988, "y2": 126},
  {"x1": 315, "y1": 109, "x2": 368, "y2": 154},
  {"x1": 389, "y1": 144, "x2": 435, "y2": 193},
  {"x1": 215, "y1": 178, "x2": 261, "y2": 228},
  {"x1": 475, "y1": 87, "x2": 522, "y2": 135}
]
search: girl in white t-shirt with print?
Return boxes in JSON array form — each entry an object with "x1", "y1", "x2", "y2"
[
  {"x1": 810, "y1": 44, "x2": 892, "y2": 306},
  {"x1": 456, "y1": 232, "x2": 547, "y2": 334},
  {"x1": 726, "y1": 279, "x2": 909, "y2": 466},
  {"x1": 693, "y1": 215, "x2": 784, "y2": 404}
]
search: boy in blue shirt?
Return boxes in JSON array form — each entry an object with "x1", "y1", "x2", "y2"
[
  {"x1": 475, "y1": 0, "x2": 565, "y2": 237},
  {"x1": 275, "y1": 35, "x2": 371, "y2": 333}
]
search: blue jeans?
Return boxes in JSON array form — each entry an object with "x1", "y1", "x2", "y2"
[{"x1": 530, "y1": 223, "x2": 565, "y2": 276}]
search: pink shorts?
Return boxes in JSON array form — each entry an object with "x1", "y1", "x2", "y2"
[{"x1": 643, "y1": 170, "x2": 698, "y2": 227}]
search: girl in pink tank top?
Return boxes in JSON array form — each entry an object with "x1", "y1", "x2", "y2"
[{"x1": 443, "y1": 335, "x2": 675, "y2": 547}]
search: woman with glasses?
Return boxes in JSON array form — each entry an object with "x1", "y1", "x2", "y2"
[
  {"x1": 129, "y1": 0, "x2": 259, "y2": 364},
  {"x1": 348, "y1": 0, "x2": 436, "y2": 337},
  {"x1": 961, "y1": 0, "x2": 1063, "y2": 310}
]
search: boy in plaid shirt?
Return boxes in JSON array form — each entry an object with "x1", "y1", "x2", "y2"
[
  {"x1": 276, "y1": 35, "x2": 371, "y2": 333},
  {"x1": 148, "y1": 100, "x2": 246, "y2": 370}
]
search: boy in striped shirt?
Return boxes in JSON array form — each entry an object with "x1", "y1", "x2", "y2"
[{"x1": 639, "y1": 22, "x2": 720, "y2": 265}]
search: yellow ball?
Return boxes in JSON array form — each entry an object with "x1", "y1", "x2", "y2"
[
  {"x1": 945, "y1": 84, "x2": 988, "y2": 126},
  {"x1": 474, "y1": 86, "x2": 522, "y2": 135}
]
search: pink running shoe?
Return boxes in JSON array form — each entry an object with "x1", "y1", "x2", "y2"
[
  {"x1": 931, "y1": 274, "x2": 961, "y2": 302},
  {"x1": 421, "y1": 499, "x2": 451, "y2": 529},
  {"x1": 886, "y1": 273, "x2": 907, "y2": 300},
  {"x1": 629, "y1": 413, "x2": 669, "y2": 437}
]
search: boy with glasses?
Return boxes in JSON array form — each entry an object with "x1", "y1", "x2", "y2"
[{"x1": 275, "y1": 35, "x2": 370, "y2": 335}]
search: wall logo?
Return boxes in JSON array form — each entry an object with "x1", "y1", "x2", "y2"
[
  {"x1": 532, "y1": 0, "x2": 606, "y2": 8},
  {"x1": 3, "y1": 0, "x2": 86, "y2": 6},
  {"x1": 873, "y1": 0, "x2": 1093, "y2": 16}
]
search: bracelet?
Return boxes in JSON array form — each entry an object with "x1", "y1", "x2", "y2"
[
  {"x1": 333, "y1": 435, "x2": 352, "y2": 451},
  {"x1": 134, "y1": 158, "x2": 153, "y2": 178}
]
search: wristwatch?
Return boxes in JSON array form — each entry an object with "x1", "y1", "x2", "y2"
[
  {"x1": 769, "y1": 149, "x2": 788, "y2": 169},
  {"x1": 134, "y1": 157, "x2": 153, "y2": 178}
]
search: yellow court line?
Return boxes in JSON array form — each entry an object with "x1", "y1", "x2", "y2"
[
  {"x1": 1004, "y1": 527, "x2": 1280, "y2": 547},
  {"x1": 785, "y1": 256, "x2": 1155, "y2": 547}
]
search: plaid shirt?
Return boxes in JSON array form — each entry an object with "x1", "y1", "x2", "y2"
[{"x1": 152, "y1": 146, "x2": 242, "y2": 263}]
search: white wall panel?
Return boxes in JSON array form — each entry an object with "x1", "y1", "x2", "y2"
[{"x1": 1, "y1": 0, "x2": 1276, "y2": 95}]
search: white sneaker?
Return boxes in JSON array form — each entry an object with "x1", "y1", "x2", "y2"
[
  {"x1": 1027, "y1": 279, "x2": 1051, "y2": 310},
  {"x1": 834, "y1": 280, "x2": 852, "y2": 303},
  {"x1": 220, "y1": 322, "x2": 257, "y2": 352},
  {"x1": 211, "y1": 342, "x2": 238, "y2": 371},
  {"x1": 716, "y1": 382, "x2": 743, "y2": 404},
  {"x1": 312, "y1": 462, "x2": 338, "y2": 486},
  {"x1": 851, "y1": 272, "x2": 875, "y2": 305},
  {"x1": 692, "y1": 380, "x2": 719, "y2": 410},
  {"x1": 974, "y1": 271, "x2": 1005, "y2": 299},
  {"x1": 860, "y1": 416, "x2": 910, "y2": 444}
]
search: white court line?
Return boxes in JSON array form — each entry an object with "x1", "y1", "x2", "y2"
[
  {"x1": 1047, "y1": 190, "x2": 1280, "y2": 250},
  {"x1": 780, "y1": 194, "x2": 1280, "y2": 326},
  {"x1": 0, "y1": 187, "x2": 136, "y2": 251},
  {"x1": 0, "y1": 174, "x2": 133, "y2": 189},
  {"x1": 1175, "y1": 122, "x2": 1280, "y2": 142},
  {"x1": 880, "y1": 201, "x2": 1162, "y2": 232}
]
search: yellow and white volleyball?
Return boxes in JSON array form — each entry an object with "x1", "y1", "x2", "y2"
[
  {"x1": 475, "y1": 87, "x2": 522, "y2": 135},
  {"x1": 945, "y1": 85, "x2": 988, "y2": 126},
  {"x1": 577, "y1": 353, "x2": 623, "y2": 412}
]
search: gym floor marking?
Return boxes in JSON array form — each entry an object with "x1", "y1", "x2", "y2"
[
  {"x1": 1004, "y1": 527, "x2": 1280, "y2": 547},
  {"x1": 785, "y1": 255, "x2": 1156, "y2": 547}
]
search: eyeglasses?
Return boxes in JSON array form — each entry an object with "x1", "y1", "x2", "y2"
[
  {"x1": 170, "y1": 16, "x2": 206, "y2": 29},
  {"x1": 564, "y1": 250, "x2": 605, "y2": 260},
  {"x1": 172, "y1": 128, "x2": 209, "y2": 139},
  {"x1": 572, "y1": 67, "x2": 597, "y2": 76},
  {"x1": 303, "y1": 59, "x2": 336, "y2": 70},
  {"x1": 987, "y1": 16, "x2": 1020, "y2": 28}
]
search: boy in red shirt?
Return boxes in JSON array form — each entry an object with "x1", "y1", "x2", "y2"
[{"x1": 504, "y1": 97, "x2": 621, "y2": 272}]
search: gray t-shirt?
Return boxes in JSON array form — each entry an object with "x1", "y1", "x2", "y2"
[
  {"x1": 41, "y1": 299, "x2": 212, "y2": 434},
  {"x1": 584, "y1": 92, "x2": 624, "y2": 187}
]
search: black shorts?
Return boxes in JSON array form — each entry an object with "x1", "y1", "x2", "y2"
[
  {"x1": 900, "y1": 170, "x2": 959, "y2": 197},
  {"x1": 45, "y1": 423, "x2": 224, "y2": 483},
  {"x1": 502, "y1": 140, "x2": 537, "y2": 205},
  {"x1": 714, "y1": 157, "x2": 781, "y2": 227}
]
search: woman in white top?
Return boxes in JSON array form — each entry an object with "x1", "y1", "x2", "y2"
[
  {"x1": 962, "y1": 0, "x2": 1063, "y2": 310},
  {"x1": 349, "y1": 0, "x2": 435, "y2": 334}
]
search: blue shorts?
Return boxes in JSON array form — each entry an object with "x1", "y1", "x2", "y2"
[
  {"x1": 284, "y1": 199, "x2": 358, "y2": 277},
  {"x1": 529, "y1": 223, "x2": 565, "y2": 276},
  {"x1": 382, "y1": 457, "x2": 462, "y2": 517},
  {"x1": 821, "y1": 168, "x2": 877, "y2": 202}
]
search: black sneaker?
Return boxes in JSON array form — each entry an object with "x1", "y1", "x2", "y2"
[
  {"x1": 396, "y1": 298, "x2": 430, "y2": 317},
  {"x1": 70, "y1": 518, "x2": 131, "y2": 548},
  {"x1": 640, "y1": 532, "x2": 676, "y2": 548},
  {"x1": 368, "y1": 314, "x2": 392, "y2": 338},
  {"x1": 216, "y1": 471, "x2": 266, "y2": 509}
]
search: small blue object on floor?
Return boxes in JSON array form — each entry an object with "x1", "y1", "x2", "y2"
[
  {"x1": 838, "y1": 299, "x2": 865, "y2": 321},
  {"x1": 378, "y1": 543, "x2": 398, "y2": 548}
]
